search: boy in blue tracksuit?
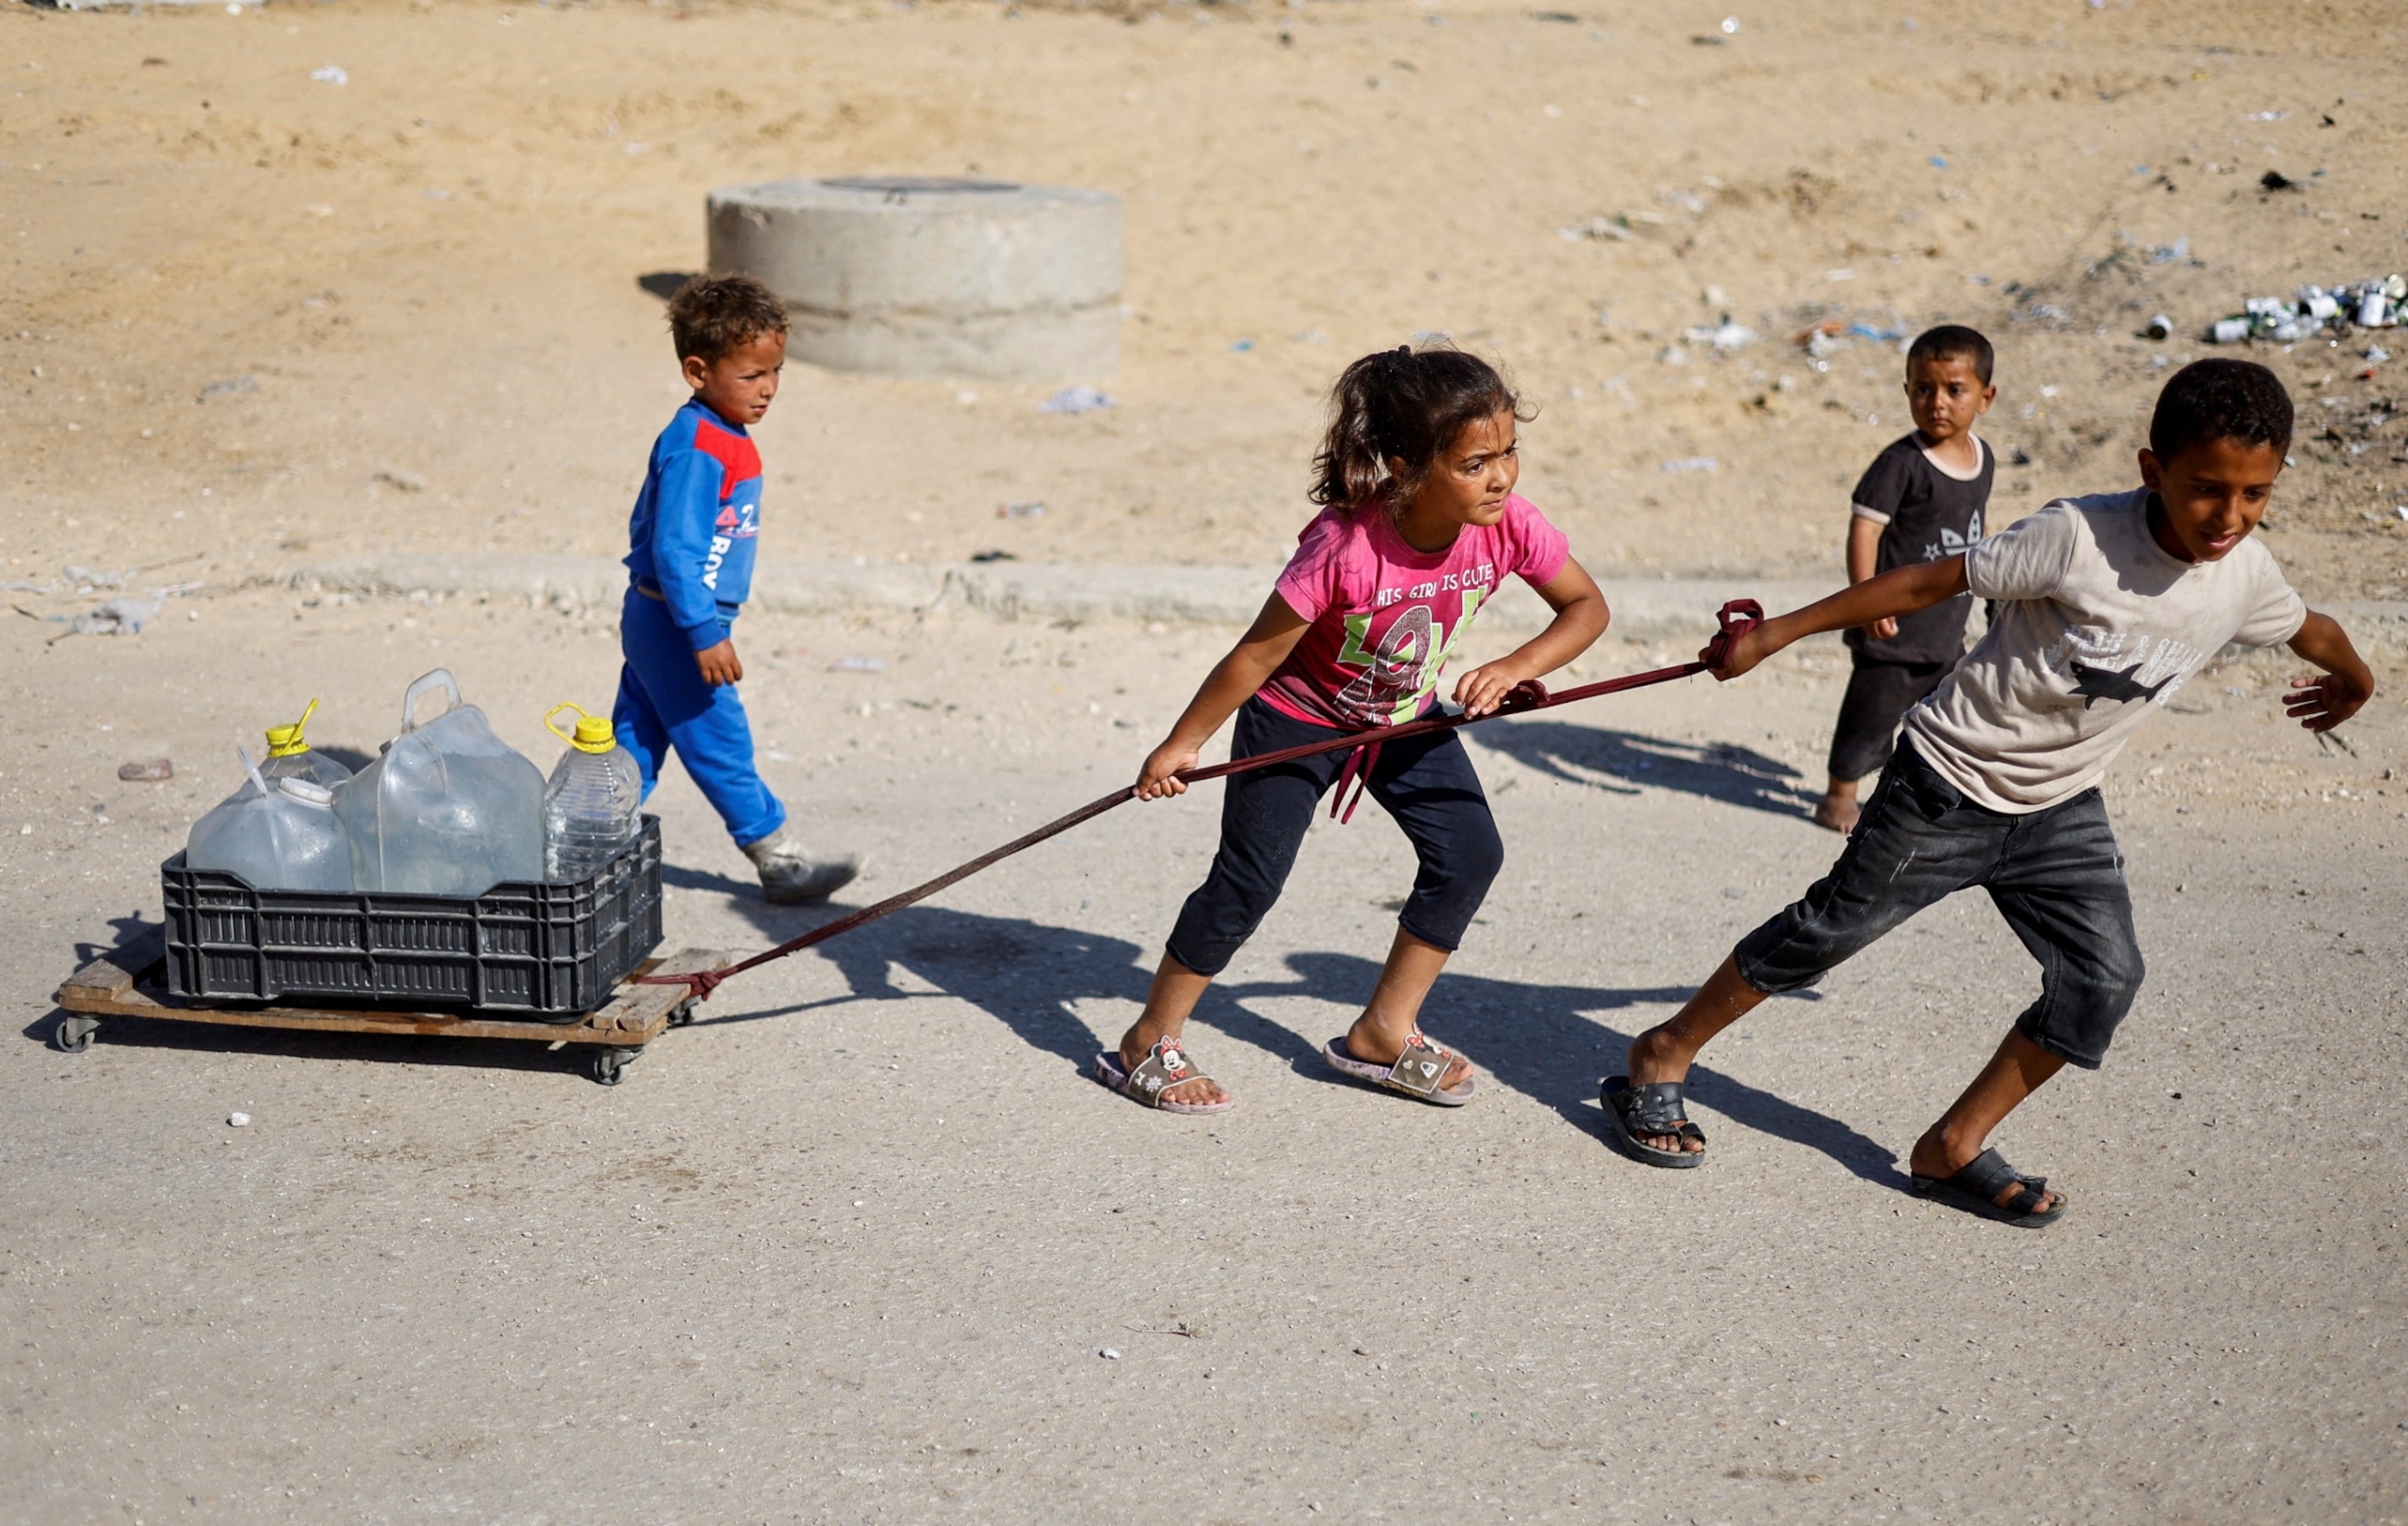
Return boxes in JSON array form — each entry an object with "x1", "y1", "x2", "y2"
[{"x1": 615, "y1": 274, "x2": 858, "y2": 904}]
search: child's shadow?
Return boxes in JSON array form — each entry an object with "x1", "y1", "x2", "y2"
[
  {"x1": 1234, "y1": 950, "x2": 1897, "y2": 1187},
  {"x1": 694, "y1": 889, "x2": 1894, "y2": 1187},
  {"x1": 1469, "y1": 722, "x2": 1813, "y2": 821}
]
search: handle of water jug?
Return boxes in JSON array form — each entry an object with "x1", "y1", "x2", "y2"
[{"x1": 400, "y1": 669, "x2": 462, "y2": 733}]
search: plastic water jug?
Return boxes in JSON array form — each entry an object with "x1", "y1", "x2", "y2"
[
  {"x1": 542, "y1": 702, "x2": 644, "y2": 883},
  {"x1": 334, "y1": 669, "x2": 545, "y2": 896},
  {"x1": 256, "y1": 698, "x2": 354, "y2": 789},
  {"x1": 185, "y1": 748, "x2": 353, "y2": 892}
]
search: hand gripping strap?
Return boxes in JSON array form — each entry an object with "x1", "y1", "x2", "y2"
[{"x1": 1703, "y1": 599, "x2": 1765, "y2": 669}]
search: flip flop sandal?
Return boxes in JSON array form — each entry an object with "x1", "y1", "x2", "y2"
[
  {"x1": 1601, "y1": 1075, "x2": 1707, "y2": 1169},
  {"x1": 1322, "y1": 1030, "x2": 1476, "y2": 1106},
  {"x1": 1093, "y1": 1036, "x2": 1235, "y2": 1115},
  {"x1": 1912, "y1": 1147, "x2": 2067, "y2": 1228}
]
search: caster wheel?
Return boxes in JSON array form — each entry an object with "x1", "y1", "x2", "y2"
[
  {"x1": 667, "y1": 1001, "x2": 697, "y2": 1029},
  {"x1": 53, "y1": 1015, "x2": 99, "y2": 1054},
  {"x1": 590, "y1": 1045, "x2": 641, "y2": 1086}
]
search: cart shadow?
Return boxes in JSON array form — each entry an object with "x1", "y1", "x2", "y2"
[
  {"x1": 689, "y1": 897, "x2": 1894, "y2": 1186},
  {"x1": 1467, "y1": 721, "x2": 1815, "y2": 821},
  {"x1": 31, "y1": 918, "x2": 626, "y2": 1078}
]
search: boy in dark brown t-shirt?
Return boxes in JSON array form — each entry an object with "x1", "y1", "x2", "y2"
[{"x1": 1815, "y1": 325, "x2": 1998, "y2": 834}]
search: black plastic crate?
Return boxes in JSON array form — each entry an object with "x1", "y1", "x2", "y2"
[{"x1": 160, "y1": 815, "x2": 664, "y2": 1017}]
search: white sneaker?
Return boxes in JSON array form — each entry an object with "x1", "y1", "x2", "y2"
[{"x1": 742, "y1": 829, "x2": 861, "y2": 905}]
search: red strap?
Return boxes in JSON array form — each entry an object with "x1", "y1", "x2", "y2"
[
  {"x1": 642, "y1": 600, "x2": 1767, "y2": 1001},
  {"x1": 1329, "y1": 739, "x2": 1382, "y2": 823}
]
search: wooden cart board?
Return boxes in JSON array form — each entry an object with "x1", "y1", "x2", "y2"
[{"x1": 52, "y1": 927, "x2": 728, "y2": 1085}]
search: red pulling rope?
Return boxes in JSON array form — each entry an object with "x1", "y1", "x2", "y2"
[{"x1": 641, "y1": 599, "x2": 1764, "y2": 1002}]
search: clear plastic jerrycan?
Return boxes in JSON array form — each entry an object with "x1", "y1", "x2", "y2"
[
  {"x1": 185, "y1": 747, "x2": 353, "y2": 892},
  {"x1": 257, "y1": 697, "x2": 354, "y2": 789},
  {"x1": 541, "y1": 702, "x2": 643, "y2": 883},
  {"x1": 334, "y1": 668, "x2": 545, "y2": 896}
]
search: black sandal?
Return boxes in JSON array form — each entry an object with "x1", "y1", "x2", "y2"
[
  {"x1": 1601, "y1": 1075, "x2": 1706, "y2": 1169},
  {"x1": 1912, "y1": 1147, "x2": 2067, "y2": 1228}
]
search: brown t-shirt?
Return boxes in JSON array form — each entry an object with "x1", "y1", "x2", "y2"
[{"x1": 1902, "y1": 489, "x2": 2307, "y2": 813}]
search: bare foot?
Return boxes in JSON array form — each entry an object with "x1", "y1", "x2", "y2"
[
  {"x1": 1623, "y1": 1026, "x2": 1705, "y2": 1154},
  {"x1": 1115, "y1": 1028, "x2": 1229, "y2": 1108},
  {"x1": 1909, "y1": 1129, "x2": 2060, "y2": 1215},
  {"x1": 1811, "y1": 793, "x2": 1861, "y2": 835},
  {"x1": 1340, "y1": 1017, "x2": 1474, "y2": 1093}
]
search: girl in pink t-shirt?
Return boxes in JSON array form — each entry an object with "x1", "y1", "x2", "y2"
[{"x1": 1093, "y1": 346, "x2": 1610, "y2": 1114}]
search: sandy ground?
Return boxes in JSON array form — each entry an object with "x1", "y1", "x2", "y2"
[
  {"x1": 3, "y1": 596, "x2": 2405, "y2": 1522},
  {"x1": 3, "y1": 0, "x2": 2408, "y2": 593},
  {"x1": 4, "y1": 0, "x2": 2408, "y2": 1520}
]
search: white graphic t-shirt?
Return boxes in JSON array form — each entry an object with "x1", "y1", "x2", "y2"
[{"x1": 1902, "y1": 489, "x2": 2307, "y2": 813}]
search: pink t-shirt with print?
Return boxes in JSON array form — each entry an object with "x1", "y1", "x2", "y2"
[{"x1": 1257, "y1": 494, "x2": 1572, "y2": 730}]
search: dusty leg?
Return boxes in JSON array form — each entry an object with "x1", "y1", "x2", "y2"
[
  {"x1": 1622, "y1": 954, "x2": 1772, "y2": 1153},
  {"x1": 1115, "y1": 954, "x2": 1229, "y2": 1107},
  {"x1": 1813, "y1": 774, "x2": 1862, "y2": 835},
  {"x1": 1340, "y1": 929, "x2": 1473, "y2": 1090},
  {"x1": 1910, "y1": 1028, "x2": 2066, "y2": 1212}
]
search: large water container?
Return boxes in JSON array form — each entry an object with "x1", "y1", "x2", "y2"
[
  {"x1": 542, "y1": 702, "x2": 643, "y2": 883},
  {"x1": 256, "y1": 698, "x2": 354, "y2": 789},
  {"x1": 185, "y1": 749, "x2": 353, "y2": 892},
  {"x1": 334, "y1": 669, "x2": 545, "y2": 896}
]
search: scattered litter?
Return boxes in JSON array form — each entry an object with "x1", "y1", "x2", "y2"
[
  {"x1": 198, "y1": 375, "x2": 256, "y2": 401},
  {"x1": 2009, "y1": 445, "x2": 2033, "y2": 466},
  {"x1": 1228, "y1": 338, "x2": 1255, "y2": 352},
  {"x1": 2367, "y1": 344, "x2": 2391, "y2": 364},
  {"x1": 64, "y1": 564, "x2": 134, "y2": 591},
  {"x1": 2147, "y1": 237, "x2": 2191, "y2": 265},
  {"x1": 2396, "y1": 506, "x2": 2408, "y2": 523},
  {"x1": 2260, "y1": 170, "x2": 2295, "y2": 192},
  {"x1": 227, "y1": 1112, "x2": 251, "y2": 1127},
  {"x1": 2140, "y1": 314, "x2": 2174, "y2": 341},
  {"x1": 1681, "y1": 320, "x2": 1757, "y2": 352},
  {"x1": 1292, "y1": 327, "x2": 1328, "y2": 343},
  {"x1": 996, "y1": 500, "x2": 1046, "y2": 519},
  {"x1": 968, "y1": 549, "x2": 1018, "y2": 563},
  {"x1": 117, "y1": 759, "x2": 174, "y2": 783},
  {"x1": 1927, "y1": 155, "x2": 1946, "y2": 169},
  {"x1": 826, "y1": 656, "x2": 886, "y2": 673},
  {"x1": 1558, "y1": 215, "x2": 1635, "y2": 243},
  {"x1": 374, "y1": 466, "x2": 428, "y2": 492},
  {"x1": 1659, "y1": 456, "x2": 1717, "y2": 474},
  {"x1": 69, "y1": 597, "x2": 162, "y2": 636},
  {"x1": 1822, "y1": 268, "x2": 1855, "y2": 283},
  {"x1": 309, "y1": 65, "x2": 348, "y2": 85},
  {"x1": 2205, "y1": 274, "x2": 2404, "y2": 344},
  {"x1": 1719, "y1": 14, "x2": 1739, "y2": 32},
  {"x1": 2241, "y1": 111, "x2": 2290, "y2": 122},
  {"x1": 1099, "y1": 1347, "x2": 1121, "y2": 1361},
  {"x1": 1656, "y1": 344, "x2": 1689, "y2": 367},
  {"x1": 1038, "y1": 386, "x2": 1112, "y2": 414}
]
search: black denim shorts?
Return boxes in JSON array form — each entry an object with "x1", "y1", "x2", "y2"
[{"x1": 1734, "y1": 739, "x2": 2145, "y2": 1068}]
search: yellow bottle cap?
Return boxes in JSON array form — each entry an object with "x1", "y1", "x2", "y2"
[
  {"x1": 264, "y1": 698, "x2": 318, "y2": 758},
  {"x1": 546, "y1": 701, "x2": 618, "y2": 755}
]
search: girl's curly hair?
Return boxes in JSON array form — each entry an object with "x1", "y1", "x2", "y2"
[{"x1": 1309, "y1": 344, "x2": 1527, "y2": 517}]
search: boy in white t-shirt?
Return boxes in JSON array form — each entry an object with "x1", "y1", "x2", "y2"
[{"x1": 1599, "y1": 360, "x2": 2374, "y2": 1227}]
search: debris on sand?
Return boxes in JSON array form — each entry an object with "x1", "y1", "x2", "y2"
[
  {"x1": 118, "y1": 759, "x2": 174, "y2": 782},
  {"x1": 1039, "y1": 386, "x2": 1112, "y2": 415},
  {"x1": 2207, "y1": 276, "x2": 2405, "y2": 343},
  {"x1": 57, "y1": 597, "x2": 164, "y2": 637}
]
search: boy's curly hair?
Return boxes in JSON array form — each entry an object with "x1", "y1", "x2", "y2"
[
  {"x1": 2149, "y1": 358, "x2": 2294, "y2": 460},
  {"x1": 666, "y1": 274, "x2": 790, "y2": 364}
]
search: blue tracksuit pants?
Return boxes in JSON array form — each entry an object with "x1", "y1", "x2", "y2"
[{"x1": 612, "y1": 588, "x2": 786, "y2": 847}]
